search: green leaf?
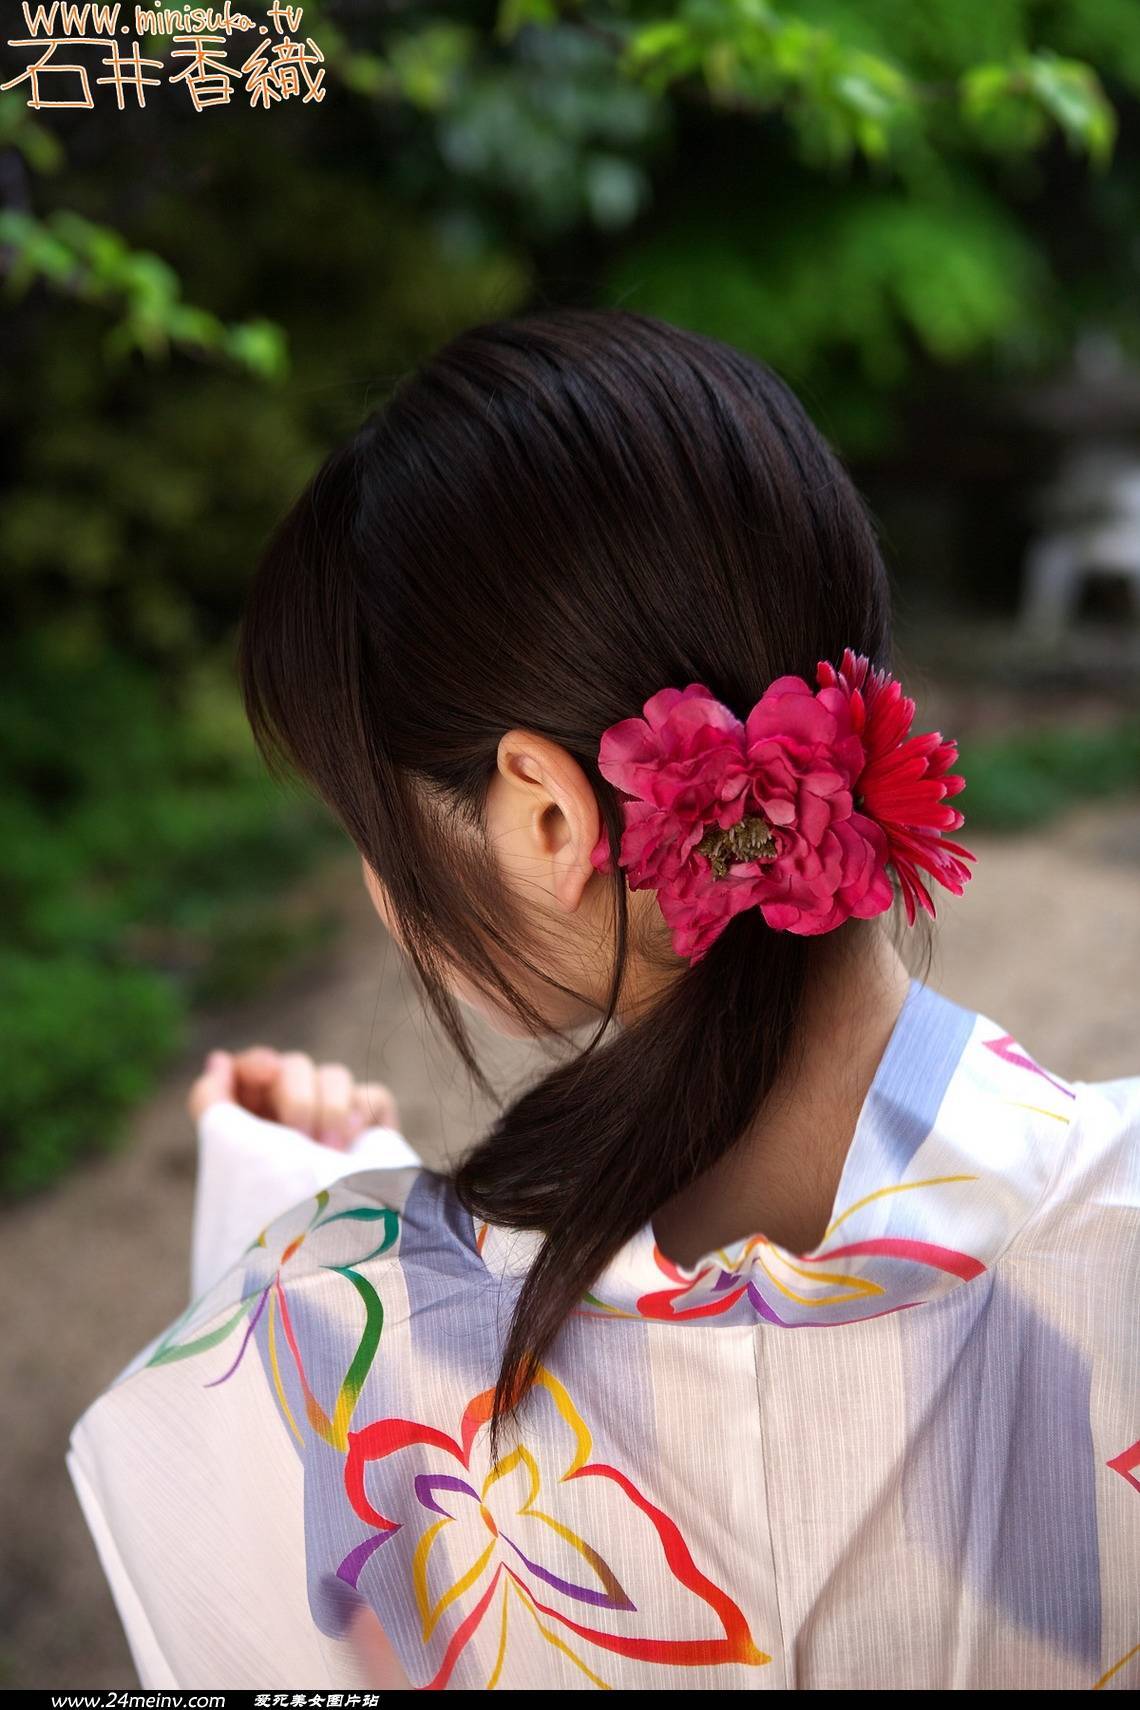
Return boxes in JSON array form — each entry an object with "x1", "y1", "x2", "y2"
[
  {"x1": 387, "y1": 25, "x2": 475, "y2": 112},
  {"x1": 960, "y1": 52, "x2": 1115, "y2": 163},
  {"x1": 0, "y1": 96, "x2": 63, "y2": 172},
  {"x1": 224, "y1": 319, "x2": 290, "y2": 382},
  {"x1": 497, "y1": 0, "x2": 560, "y2": 43},
  {"x1": 0, "y1": 211, "x2": 290, "y2": 378},
  {"x1": 1024, "y1": 52, "x2": 1116, "y2": 164}
]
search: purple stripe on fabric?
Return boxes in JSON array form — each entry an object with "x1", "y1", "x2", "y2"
[
  {"x1": 499, "y1": 1533, "x2": 635, "y2": 1611},
  {"x1": 745, "y1": 1281, "x2": 793, "y2": 1327},
  {"x1": 336, "y1": 1528, "x2": 395, "y2": 1589},
  {"x1": 415, "y1": 1472, "x2": 479, "y2": 1517},
  {"x1": 203, "y1": 1286, "x2": 268, "y2": 1388}
]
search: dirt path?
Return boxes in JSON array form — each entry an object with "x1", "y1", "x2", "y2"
[{"x1": 4, "y1": 802, "x2": 1139, "y2": 1688}]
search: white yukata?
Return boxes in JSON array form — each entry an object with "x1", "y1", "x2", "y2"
[{"x1": 68, "y1": 980, "x2": 1140, "y2": 1690}]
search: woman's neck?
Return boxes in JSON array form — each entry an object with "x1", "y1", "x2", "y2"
[{"x1": 650, "y1": 928, "x2": 913, "y2": 1267}]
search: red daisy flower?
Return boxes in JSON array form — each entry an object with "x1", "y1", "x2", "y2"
[{"x1": 816, "y1": 650, "x2": 975, "y2": 924}]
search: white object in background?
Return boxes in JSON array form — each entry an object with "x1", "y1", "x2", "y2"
[
  {"x1": 1021, "y1": 450, "x2": 1140, "y2": 638},
  {"x1": 190, "y1": 1100, "x2": 422, "y2": 1298}
]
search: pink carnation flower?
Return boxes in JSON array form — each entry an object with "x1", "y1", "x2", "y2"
[
  {"x1": 591, "y1": 658, "x2": 973, "y2": 961},
  {"x1": 590, "y1": 679, "x2": 893, "y2": 961}
]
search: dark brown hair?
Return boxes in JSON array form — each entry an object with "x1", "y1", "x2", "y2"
[{"x1": 239, "y1": 309, "x2": 892, "y2": 1433}]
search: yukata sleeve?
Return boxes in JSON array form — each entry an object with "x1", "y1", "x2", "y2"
[
  {"x1": 67, "y1": 1167, "x2": 418, "y2": 1691},
  {"x1": 66, "y1": 1269, "x2": 349, "y2": 1689}
]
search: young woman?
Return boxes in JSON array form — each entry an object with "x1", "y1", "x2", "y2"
[{"x1": 69, "y1": 311, "x2": 1139, "y2": 1692}]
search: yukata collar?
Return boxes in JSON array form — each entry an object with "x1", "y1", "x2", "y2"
[{"x1": 476, "y1": 980, "x2": 1073, "y2": 1328}]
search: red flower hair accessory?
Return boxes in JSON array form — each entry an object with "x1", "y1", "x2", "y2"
[{"x1": 590, "y1": 650, "x2": 973, "y2": 962}]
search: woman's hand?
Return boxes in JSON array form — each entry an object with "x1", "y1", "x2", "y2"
[{"x1": 188, "y1": 1046, "x2": 399, "y2": 1150}]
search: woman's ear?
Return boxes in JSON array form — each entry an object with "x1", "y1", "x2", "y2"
[{"x1": 493, "y1": 730, "x2": 602, "y2": 913}]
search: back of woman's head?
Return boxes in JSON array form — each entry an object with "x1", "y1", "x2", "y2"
[{"x1": 239, "y1": 308, "x2": 892, "y2": 1431}]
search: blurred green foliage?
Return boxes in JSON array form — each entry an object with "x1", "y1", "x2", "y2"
[
  {"x1": 0, "y1": 638, "x2": 341, "y2": 1193},
  {"x1": 961, "y1": 720, "x2": 1140, "y2": 832},
  {"x1": 5, "y1": 1, "x2": 1136, "y2": 434},
  {"x1": 3, "y1": 0, "x2": 1140, "y2": 1191},
  {"x1": 0, "y1": 209, "x2": 289, "y2": 375}
]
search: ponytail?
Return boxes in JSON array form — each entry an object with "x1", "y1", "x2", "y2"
[{"x1": 454, "y1": 906, "x2": 809, "y2": 1438}]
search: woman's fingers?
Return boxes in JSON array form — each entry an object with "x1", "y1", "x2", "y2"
[
  {"x1": 232, "y1": 1046, "x2": 281, "y2": 1120},
  {"x1": 352, "y1": 1081, "x2": 400, "y2": 1132},
  {"x1": 315, "y1": 1062, "x2": 355, "y2": 1149},
  {"x1": 188, "y1": 1050, "x2": 235, "y2": 1119},
  {"x1": 275, "y1": 1051, "x2": 319, "y2": 1134},
  {"x1": 188, "y1": 1045, "x2": 400, "y2": 1147}
]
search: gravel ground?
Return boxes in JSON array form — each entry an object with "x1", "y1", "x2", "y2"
[{"x1": 3, "y1": 801, "x2": 1138, "y2": 1689}]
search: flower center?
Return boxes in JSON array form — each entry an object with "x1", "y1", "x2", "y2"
[{"x1": 696, "y1": 813, "x2": 778, "y2": 878}]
